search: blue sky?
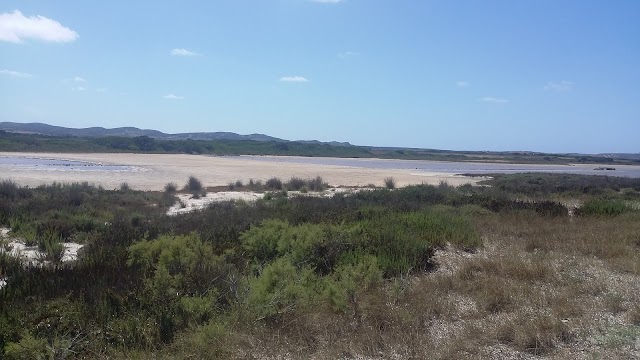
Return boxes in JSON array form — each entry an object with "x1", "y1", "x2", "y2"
[{"x1": 1, "y1": 1, "x2": 638, "y2": 153}]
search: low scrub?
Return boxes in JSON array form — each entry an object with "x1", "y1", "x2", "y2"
[{"x1": 577, "y1": 199, "x2": 633, "y2": 216}]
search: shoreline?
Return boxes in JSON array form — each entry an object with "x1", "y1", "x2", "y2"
[{"x1": 0, "y1": 152, "x2": 481, "y2": 190}]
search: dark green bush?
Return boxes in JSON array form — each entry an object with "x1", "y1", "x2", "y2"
[
  {"x1": 286, "y1": 177, "x2": 305, "y2": 191},
  {"x1": 265, "y1": 177, "x2": 282, "y2": 190},
  {"x1": 184, "y1": 176, "x2": 203, "y2": 193},
  {"x1": 164, "y1": 182, "x2": 178, "y2": 193}
]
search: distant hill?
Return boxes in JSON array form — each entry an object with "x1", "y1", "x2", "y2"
[
  {"x1": 598, "y1": 153, "x2": 640, "y2": 161},
  {"x1": 0, "y1": 122, "x2": 284, "y2": 143},
  {"x1": 1, "y1": 122, "x2": 637, "y2": 164}
]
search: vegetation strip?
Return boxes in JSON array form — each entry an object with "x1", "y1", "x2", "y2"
[{"x1": 1, "y1": 173, "x2": 639, "y2": 358}]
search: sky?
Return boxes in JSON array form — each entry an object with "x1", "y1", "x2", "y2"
[{"x1": 1, "y1": 1, "x2": 639, "y2": 153}]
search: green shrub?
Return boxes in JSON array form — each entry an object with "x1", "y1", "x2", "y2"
[
  {"x1": 354, "y1": 210, "x2": 480, "y2": 276},
  {"x1": 3, "y1": 332, "x2": 51, "y2": 360},
  {"x1": 241, "y1": 210, "x2": 479, "y2": 278},
  {"x1": 127, "y1": 233, "x2": 233, "y2": 339},
  {"x1": 308, "y1": 176, "x2": 328, "y2": 192},
  {"x1": 247, "y1": 258, "x2": 316, "y2": 320},
  {"x1": 286, "y1": 177, "x2": 305, "y2": 191},
  {"x1": 164, "y1": 182, "x2": 178, "y2": 193},
  {"x1": 265, "y1": 177, "x2": 282, "y2": 190},
  {"x1": 38, "y1": 237, "x2": 65, "y2": 264},
  {"x1": 184, "y1": 176, "x2": 203, "y2": 192},
  {"x1": 577, "y1": 199, "x2": 632, "y2": 216},
  {"x1": 324, "y1": 255, "x2": 382, "y2": 312},
  {"x1": 0, "y1": 180, "x2": 20, "y2": 201}
]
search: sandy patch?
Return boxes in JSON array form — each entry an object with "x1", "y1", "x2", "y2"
[
  {"x1": 167, "y1": 187, "x2": 368, "y2": 215},
  {"x1": 168, "y1": 192, "x2": 266, "y2": 215},
  {"x1": 2, "y1": 241, "x2": 84, "y2": 264},
  {"x1": 0, "y1": 153, "x2": 481, "y2": 191}
]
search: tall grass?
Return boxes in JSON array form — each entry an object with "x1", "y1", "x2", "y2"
[{"x1": 577, "y1": 199, "x2": 633, "y2": 216}]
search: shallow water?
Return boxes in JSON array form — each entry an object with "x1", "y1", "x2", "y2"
[
  {"x1": 0, "y1": 156, "x2": 139, "y2": 172},
  {"x1": 237, "y1": 156, "x2": 640, "y2": 178}
]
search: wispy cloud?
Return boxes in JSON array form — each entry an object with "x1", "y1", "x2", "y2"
[
  {"x1": 456, "y1": 81, "x2": 470, "y2": 87},
  {"x1": 0, "y1": 69, "x2": 33, "y2": 78},
  {"x1": 545, "y1": 80, "x2": 573, "y2": 92},
  {"x1": 338, "y1": 51, "x2": 360, "y2": 58},
  {"x1": 72, "y1": 86, "x2": 87, "y2": 91},
  {"x1": 0, "y1": 10, "x2": 78, "y2": 43},
  {"x1": 311, "y1": 0, "x2": 343, "y2": 3},
  {"x1": 96, "y1": 88, "x2": 107, "y2": 93},
  {"x1": 73, "y1": 76, "x2": 86, "y2": 82},
  {"x1": 171, "y1": 48, "x2": 199, "y2": 56},
  {"x1": 480, "y1": 97, "x2": 509, "y2": 104},
  {"x1": 279, "y1": 76, "x2": 309, "y2": 83},
  {"x1": 163, "y1": 94, "x2": 184, "y2": 100}
]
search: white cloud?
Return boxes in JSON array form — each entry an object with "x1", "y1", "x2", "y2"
[
  {"x1": 279, "y1": 76, "x2": 309, "y2": 82},
  {"x1": 480, "y1": 97, "x2": 509, "y2": 104},
  {"x1": 312, "y1": 0, "x2": 343, "y2": 3},
  {"x1": 545, "y1": 80, "x2": 573, "y2": 92},
  {"x1": 163, "y1": 94, "x2": 184, "y2": 100},
  {"x1": 171, "y1": 48, "x2": 199, "y2": 56},
  {"x1": 456, "y1": 81, "x2": 470, "y2": 87},
  {"x1": 73, "y1": 76, "x2": 86, "y2": 82},
  {"x1": 338, "y1": 51, "x2": 360, "y2": 58},
  {"x1": 0, "y1": 69, "x2": 33, "y2": 78},
  {"x1": 72, "y1": 86, "x2": 87, "y2": 91},
  {"x1": 0, "y1": 10, "x2": 78, "y2": 43}
]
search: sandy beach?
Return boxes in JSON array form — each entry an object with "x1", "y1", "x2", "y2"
[{"x1": 0, "y1": 152, "x2": 480, "y2": 190}]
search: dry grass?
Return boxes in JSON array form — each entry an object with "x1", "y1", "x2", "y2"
[{"x1": 152, "y1": 211, "x2": 640, "y2": 359}]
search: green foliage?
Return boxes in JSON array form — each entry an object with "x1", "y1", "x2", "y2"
[
  {"x1": 241, "y1": 209, "x2": 479, "y2": 278},
  {"x1": 247, "y1": 258, "x2": 316, "y2": 320},
  {"x1": 324, "y1": 255, "x2": 382, "y2": 312},
  {"x1": 577, "y1": 199, "x2": 633, "y2": 216},
  {"x1": 286, "y1": 177, "x2": 305, "y2": 190},
  {"x1": 3, "y1": 333, "x2": 50, "y2": 360},
  {"x1": 265, "y1": 177, "x2": 283, "y2": 190},
  {"x1": 284, "y1": 176, "x2": 327, "y2": 192},
  {"x1": 37, "y1": 236, "x2": 65, "y2": 264},
  {"x1": 127, "y1": 233, "x2": 231, "y2": 342},
  {"x1": 119, "y1": 182, "x2": 131, "y2": 192},
  {"x1": 164, "y1": 182, "x2": 178, "y2": 193},
  {"x1": 354, "y1": 210, "x2": 480, "y2": 275},
  {"x1": 184, "y1": 176, "x2": 204, "y2": 193},
  {"x1": 484, "y1": 173, "x2": 640, "y2": 197}
]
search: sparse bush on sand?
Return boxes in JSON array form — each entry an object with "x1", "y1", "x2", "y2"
[
  {"x1": 184, "y1": 175, "x2": 204, "y2": 192},
  {"x1": 384, "y1": 177, "x2": 396, "y2": 189}
]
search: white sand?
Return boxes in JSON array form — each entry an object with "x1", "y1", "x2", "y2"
[
  {"x1": 168, "y1": 191, "x2": 266, "y2": 215},
  {"x1": 166, "y1": 187, "x2": 368, "y2": 216},
  {"x1": 0, "y1": 152, "x2": 481, "y2": 190},
  {"x1": 1, "y1": 227, "x2": 83, "y2": 266},
  {"x1": 1, "y1": 241, "x2": 84, "y2": 264}
]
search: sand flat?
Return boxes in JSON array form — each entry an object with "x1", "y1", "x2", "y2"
[{"x1": 0, "y1": 152, "x2": 480, "y2": 190}]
